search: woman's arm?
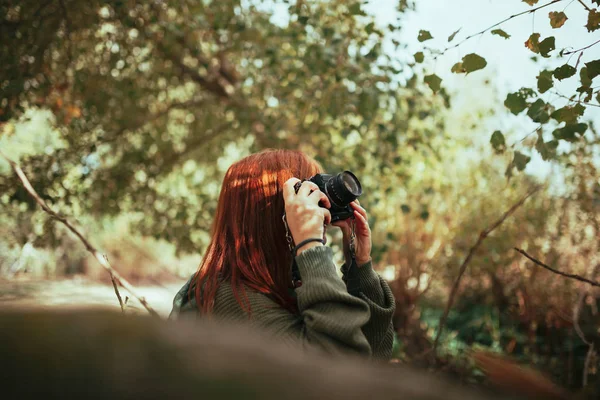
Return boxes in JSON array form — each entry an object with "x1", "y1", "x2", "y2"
[{"x1": 341, "y1": 260, "x2": 396, "y2": 359}]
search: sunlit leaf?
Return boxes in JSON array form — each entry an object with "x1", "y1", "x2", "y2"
[
  {"x1": 524, "y1": 33, "x2": 540, "y2": 53},
  {"x1": 462, "y1": 53, "x2": 487, "y2": 74},
  {"x1": 424, "y1": 74, "x2": 442, "y2": 92},
  {"x1": 549, "y1": 11, "x2": 568, "y2": 28},
  {"x1": 535, "y1": 132, "x2": 558, "y2": 161},
  {"x1": 491, "y1": 29, "x2": 510, "y2": 39},
  {"x1": 537, "y1": 70, "x2": 554, "y2": 93},
  {"x1": 418, "y1": 30, "x2": 433, "y2": 42},
  {"x1": 513, "y1": 151, "x2": 531, "y2": 171},
  {"x1": 553, "y1": 64, "x2": 576, "y2": 80},
  {"x1": 348, "y1": 2, "x2": 366, "y2": 16},
  {"x1": 552, "y1": 123, "x2": 587, "y2": 142},
  {"x1": 490, "y1": 131, "x2": 506, "y2": 153},
  {"x1": 527, "y1": 99, "x2": 550, "y2": 124},
  {"x1": 585, "y1": 59, "x2": 600, "y2": 80},
  {"x1": 539, "y1": 36, "x2": 555, "y2": 57},
  {"x1": 448, "y1": 28, "x2": 461, "y2": 42},
  {"x1": 451, "y1": 62, "x2": 465, "y2": 73},
  {"x1": 586, "y1": 9, "x2": 600, "y2": 32},
  {"x1": 550, "y1": 104, "x2": 585, "y2": 124},
  {"x1": 504, "y1": 88, "x2": 535, "y2": 115},
  {"x1": 580, "y1": 67, "x2": 592, "y2": 86}
]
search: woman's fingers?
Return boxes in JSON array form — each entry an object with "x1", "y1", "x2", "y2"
[
  {"x1": 323, "y1": 209, "x2": 332, "y2": 226},
  {"x1": 308, "y1": 188, "x2": 331, "y2": 209},
  {"x1": 354, "y1": 210, "x2": 370, "y2": 233},
  {"x1": 351, "y1": 201, "x2": 368, "y2": 221},
  {"x1": 283, "y1": 178, "x2": 301, "y2": 200},
  {"x1": 297, "y1": 181, "x2": 320, "y2": 197}
]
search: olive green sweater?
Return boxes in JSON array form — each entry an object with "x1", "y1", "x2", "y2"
[{"x1": 170, "y1": 245, "x2": 396, "y2": 359}]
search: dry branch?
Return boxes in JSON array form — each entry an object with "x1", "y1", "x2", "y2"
[
  {"x1": 432, "y1": 188, "x2": 540, "y2": 353},
  {"x1": 0, "y1": 150, "x2": 159, "y2": 317},
  {"x1": 514, "y1": 248, "x2": 600, "y2": 287}
]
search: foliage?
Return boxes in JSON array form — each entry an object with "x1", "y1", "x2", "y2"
[
  {"x1": 414, "y1": 0, "x2": 600, "y2": 174},
  {"x1": 0, "y1": 0, "x2": 447, "y2": 253}
]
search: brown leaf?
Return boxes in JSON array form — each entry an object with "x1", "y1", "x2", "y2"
[
  {"x1": 548, "y1": 11, "x2": 568, "y2": 28},
  {"x1": 587, "y1": 9, "x2": 600, "y2": 32},
  {"x1": 524, "y1": 33, "x2": 541, "y2": 53}
]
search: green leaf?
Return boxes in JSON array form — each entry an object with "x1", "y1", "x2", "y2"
[
  {"x1": 527, "y1": 98, "x2": 550, "y2": 123},
  {"x1": 585, "y1": 60, "x2": 600, "y2": 80},
  {"x1": 552, "y1": 123, "x2": 587, "y2": 142},
  {"x1": 580, "y1": 67, "x2": 592, "y2": 87},
  {"x1": 586, "y1": 9, "x2": 600, "y2": 32},
  {"x1": 522, "y1": 0, "x2": 539, "y2": 5},
  {"x1": 418, "y1": 30, "x2": 433, "y2": 42},
  {"x1": 401, "y1": 204, "x2": 411, "y2": 214},
  {"x1": 490, "y1": 131, "x2": 506, "y2": 153},
  {"x1": 491, "y1": 29, "x2": 510, "y2": 39},
  {"x1": 424, "y1": 74, "x2": 442, "y2": 93},
  {"x1": 539, "y1": 36, "x2": 555, "y2": 58},
  {"x1": 535, "y1": 132, "x2": 558, "y2": 161},
  {"x1": 451, "y1": 62, "x2": 465, "y2": 73},
  {"x1": 549, "y1": 11, "x2": 568, "y2": 28},
  {"x1": 550, "y1": 104, "x2": 585, "y2": 124},
  {"x1": 553, "y1": 64, "x2": 577, "y2": 80},
  {"x1": 524, "y1": 33, "x2": 540, "y2": 53},
  {"x1": 537, "y1": 70, "x2": 554, "y2": 93},
  {"x1": 513, "y1": 151, "x2": 531, "y2": 171},
  {"x1": 448, "y1": 28, "x2": 461, "y2": 42},
  {"x1": 414, "y1": 52, "x2": 424, "y2": 63},
  {"x1": 348, "y1": 3, "x2": 366, "y2": 16},
  {"x1": 461, "y1": 53, "x2": 487, "y2": 74},
  {"x1": 504, "y1": 88, "x2": 535, "y2": 115}
]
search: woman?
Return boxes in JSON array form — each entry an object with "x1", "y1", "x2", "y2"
[{"x1": 170, "y1": 149, "x2": 395, "y2": 359}]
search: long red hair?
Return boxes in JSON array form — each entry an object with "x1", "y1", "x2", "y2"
[{"x1": 193, "y1": 149, "x2": 322, "y2": 315}]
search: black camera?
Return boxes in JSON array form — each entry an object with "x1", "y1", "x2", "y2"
[{"x1": 294, "y1": 171, "x2": 363, "y2": 222}]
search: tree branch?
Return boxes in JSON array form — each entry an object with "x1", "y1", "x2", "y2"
[
  {"x1": 563, "y1": 38, "x2": 600, "y2": 55},
  {"x1": 514, "y1": 248, "x2": 600, "y2": 287},
  {"x1": 434, "y1": 0, "x2": 564, "y2": 59},
  {"x1": 432, "y1": 187, "x2": 540, "y2": 353},
  {"x1": 0, "y1": 150, "x2": 160, "y2": 318},
  {"x1": 577, "y1": 0, "x2": 592, "y2": 11}
]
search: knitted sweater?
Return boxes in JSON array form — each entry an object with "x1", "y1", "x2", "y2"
[{"x1": 170, "y1": 245, "x2": 396, "y2": 359}]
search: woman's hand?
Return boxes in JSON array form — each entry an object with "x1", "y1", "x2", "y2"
[
  {"x1": 283, "y1": 178, "x2": 332, "y2": 254},
  {"x1": 331, "y1": 201, "x2": 372, "y2": 266}
]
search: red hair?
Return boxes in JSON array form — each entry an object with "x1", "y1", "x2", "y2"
[{"x1": 193, "y1": 149, "x2": 322, "y2": 315}]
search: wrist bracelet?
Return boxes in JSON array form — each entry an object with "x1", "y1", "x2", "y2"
[{"x1": 293, "y1": 238, "x2": 324, "y2": 256}]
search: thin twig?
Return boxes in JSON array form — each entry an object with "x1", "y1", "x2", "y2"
[
  {"x1": 109, "y1": 270, "x2": 125, "y2": 312},
  {"x1": 432, "y1": 188, "x2": 540, "y2": 352},
  {"x1": 433, "y1": 0, "x2": 564, "y2": 59},
  {"x1": 550, "y1": 91, "x2": 600, "y2": 108},
  {"x1": 514, "y1": 248, "x2": 600, "y2": 287},
  {"x1": 563, "y1": 38, "x2": 600, "y2": 55},
  {"x1": 573, "y1": 264, "x2": 599, "y2": 387},
  {"x1": 576, "y1": 0, "x2": 592, "y2": 11},
  {"x1": 0, "y1": 150, "x2": 160, "y2": 317}
]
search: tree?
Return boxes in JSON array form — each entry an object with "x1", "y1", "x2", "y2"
[{"x1": 0, "y1": 0, "x2": 447, "y2": 252}]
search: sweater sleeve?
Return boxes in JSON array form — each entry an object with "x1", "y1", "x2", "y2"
[
  {"x1": 341, "y1": 260, "x2": 396, "y2": 359},
  {"x1": 289, "y1": 245, "x2": 372, "y2": 357}
]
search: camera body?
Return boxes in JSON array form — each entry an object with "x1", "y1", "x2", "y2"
[{"x1": 294, "y1": 171, "x2": 362, "y2": 223}]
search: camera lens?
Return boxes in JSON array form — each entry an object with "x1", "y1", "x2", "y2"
[{"x1": 325, "y1": 171, "x2": 362, "y2": 206}]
